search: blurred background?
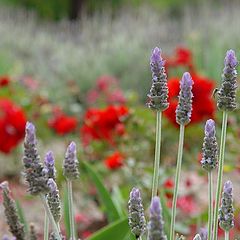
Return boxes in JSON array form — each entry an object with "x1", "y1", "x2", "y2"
[{"x1": 0, "y1": 0, "x2": 240, "y2": 239}]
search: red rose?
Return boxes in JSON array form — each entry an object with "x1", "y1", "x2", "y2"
[
  {"x1": 0, "y1": 98, "x2": 26, "y2": 154},
  {"x1": 164, "y1": 73, "x2": 216, "y2": 126},
  {"x1": 104, "y1": 151, "x2": 124, "y2": 170},
  {"x1": 48, "y1": 113, "x2": 77, "y2": 135},
  {"x1": 80, "y1": 105, "x2": 128, "y2": 146},
  {"x1": 0, "y1": 76, "x2": 10, "y2": 87}
]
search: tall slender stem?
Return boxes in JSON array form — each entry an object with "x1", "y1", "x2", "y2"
[
  {"x1": 40, "y1": 194, "x2": 61, "y2": 240},
  {"x1": 169, "y1": 124, "x2": 185, "y2": 240},
  {"x1": 208, "y1": 171, "x2": 213, "y2": 240},
  {"x1": 151, "y1": 110, "x2": 162, "y2": 199},
  {"x1": 67, "y1": 180, "x2": 76, "y2": 240},
  {"x1": 225, "y1": 231, "x2": 229, "y2": 240},
  {"x1": 212, "y1": 111, "x2": 228, "y2": 240},
  {"x1": 44, "y1": 209, "x2": 49, "y2": 240}
]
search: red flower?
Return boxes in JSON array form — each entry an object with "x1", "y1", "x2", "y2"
[
  {"x1": 104, "y1": 151, "x2": 124, "y2": 170},
  {"x1": 48, "y1": 112, "x2": 77, "y2": 135},
  {"x1": 0, "y1": 76, "x2": 10, "y2": 87},
  {"x1": 81, "y1": 105, "x2": 129, "y2": 146},
  {"x1": 165, "y1": 47, "x2": 195, "y2": 73},
  {"x1": 163, "y1": 178, "x2": 174, "y2": 199},
  {"x1": 164, "y1": 73, "x2": 216, "y2": 126},
  {"x1": 86, "y1": 75, "x2": 126, "y2": 105},
  {"x1": 0, "y1": 98, "x2": 26, "y2": 154}
]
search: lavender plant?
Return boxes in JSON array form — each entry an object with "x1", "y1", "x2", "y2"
[
  {"x1": 63, "y1": 142, "x2": 79, "y2": 240},
  {"x1": 212, "y1": 50, "x2": 238, "y2": 240},
  {"x1": 219, "y1": 181, "x2": 234, "y2": 240},
  {"x1": 147, "y1": 47, "x2": 169, "y2": 199},
  {"x1": 128, "y1": 188, "x2": 146, "y2": 239},
  {"x1": 201, "y1": 119, "x2": 218, "y2": 240},
  {"x1": 170, "y1": 72, "x2": 193, "y2": 240}
]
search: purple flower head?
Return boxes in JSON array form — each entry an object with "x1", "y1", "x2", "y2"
[
  {"x1": 47, "y1": 178, "x2": 57, "y2": 193},
  {"x1": 199, "y1": 227, "x2": 208, "y2": 240},
  {"x1": 217, "y1": 49, "x2": 238, "y2": 111},
  {"x1": 68, "y1": 141, "x2": 76, "y2": 154},
  {"x1": 147, "y1": 47, "x2": 169, "y2": 111},
  {"x1": 224, "y1": 49, "x2": 238, "y2": 69},
  {"x1": 205, "y1": 119, "x2": 215, "y2": 138},
  {"x1": 180, "y1": 72, "x2": 194, "y2": 92},
  {"x1": 63, "y1": 141, "x2": 79, "y2": 180},
  {"x1": 176, "y1": 72, "x2": 194, "y2": 125},
  {"x1": 150, "y1": 47, "x2": 165, "y2": 70},
  {"x1": 25, "y1": 122, "x2": 36, "y2": 145},
  {"x1": 223, "y1": 180, "x2": 233, "y2": 195},
  {"x1": 45, "y1": 151, "x2": 54, "y2": 166},
  {"x1": 128, "y1": 187, "x2": 146, "y2": 238},
  {"x1": 148, "y1": 196, "x2": 166, "y2": 240},
  {"x1": 150, "y1": 196, "x2": 161, "y2": 216},
  {"x1": 130, "y1": 187, "x2": 140, "y2": 200}
]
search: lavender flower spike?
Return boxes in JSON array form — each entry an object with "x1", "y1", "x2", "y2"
[
  {"x1": 44, "y1": 151, "x2": 56, "y2": 180},
  {"x1": 199, "y1": 228, "x2": 208, "y2": 240},
  {"x1": 0, "y1": 182, "x2": 25, "y2": 240},
  {"x1": 128, "y1": 188, "x2": 146, "y2": 238},
  {"x1": 63, "y1": 141, "x2": 79, "y2": 180},
  {"x1": 147, "y1": 47, "x2": 169, "y2": 111},
  {"x1": 201, "y1": 119, "x2": 218, "y2": 171},
  {"x1": 47, "y1": 178, "x2": 62, "y2": 223},
  {"x1": 219, "y1": 180, "x2": 234, "y2": 231},
  {"x1": 22, "y1": 122, "x2": 49, "y2": 195},
  {"x1": 148, "y1": 196, "x2": 166, "y2": 240},
  {"x1": 217, "y1": 49, "x2": 238, "y2": 111},
  {"x1": 176, "y1": 72, "x2": 194, "y2": 125}
]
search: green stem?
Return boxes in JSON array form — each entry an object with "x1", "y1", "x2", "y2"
[
  {"x1": 208, "y1": 171, "x2": 213, "y2": 240},
  {"x1": 225, "y1": 231, "x2": 229, "y2": 240},
  {"x1": 44, "y1": 209, "x2": 49, "y2": 240},
  {"x1": 169, "y1": 124, "x2": 185, "y2": 240},
  {"x1": 40, "y1": 194, "x2": 61, "y2": 240},
  {"x1": 151, "y1": 110, "x2": 162, "y2": 199},
  {"x1": 67, "y1": 180, "x2": 76, "y2": 240},
  {"x1": 212, "y1": 111, "x2": 228, "y2": 240}
]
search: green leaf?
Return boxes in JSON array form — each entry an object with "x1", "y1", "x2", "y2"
[
  {"x1": 15, "y1": 199, "x2": 29, "y2": 234},
  {"x1": 87, "y1": 218, "x2": 132, "y2": 240},
  {"x1": 63, "y1": 186, "x2": 70, "y2": 238},
  {"x1": 82, "y1": 161, "x2": 121, "y2": 222}
]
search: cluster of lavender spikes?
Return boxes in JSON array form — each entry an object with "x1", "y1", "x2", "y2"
[
  {"x1": 0, "y1": 122, "x2": 79, "y2": 239},
  {"x1": 128, "y1": 47, "x2": 237, "y2": 240}
]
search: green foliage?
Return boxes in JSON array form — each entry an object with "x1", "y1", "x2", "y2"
[
  {"x1": 82, "y1": 161, "x2": 122, "y2": 222},
  {"x1": 86, "y1": 218, "x2": 134, "y2": 240}
]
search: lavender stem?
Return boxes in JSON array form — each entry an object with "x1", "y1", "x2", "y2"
[
  {"x1": 44, "y1": 209, "x2": 49, "y2": 240},
  {"x1": 225, "y1": 231, "x2": 229, "y2": 240},
  {"x1": 67, "y1": 180, "x2": 76, "y2": 240},
  {"x1": 212, "y1": 111, "x2": 228, "y2": 240},
  {"x1": 169, "y1": 124, "x2": 185, "y2": 240},
  {"x1": 152, "y1": 110, "x2": 162, "y2": 199},
  {"x1": 208, "y1": 171, "x2": 213, "y2": 240}
]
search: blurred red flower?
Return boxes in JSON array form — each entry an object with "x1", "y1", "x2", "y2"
[
  {"x1": 48, "y1": 112, "x2": 78, "y2": 135},
  {"x1": 104, "y1": 151, "x2": 124, "y2": 170},
  {"x1": 86, "y1": 75, "x2": 126, "y2": 105},
  {"x1": 165, "y1": 47, "x2": 195, "y2": 73},
  {"x1": 164, "y1": 73, "x2": 216, "y2": 126},
  {"x1": 0, "y1": 98, "x2": 26, "y2": 154},
  {"x1": 163, "y1": 178, "x2": 174, "y2": 199},
  {"x1": 0, "y1": 76, "x2": 10, "y2": 87},
  {"x1": 80, "y1": 105, "x2": 129, "y2": 145}
]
